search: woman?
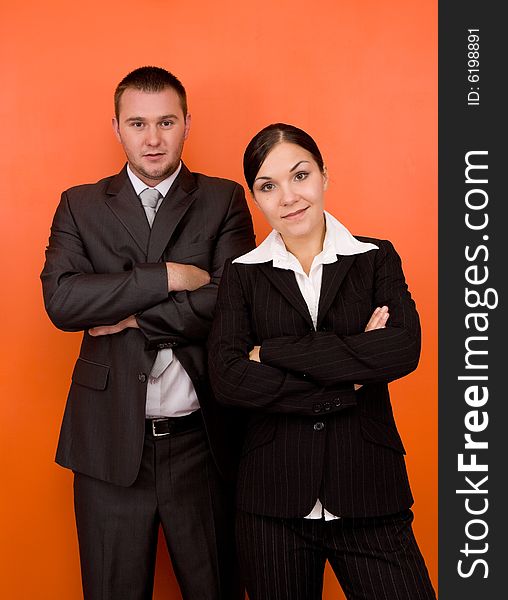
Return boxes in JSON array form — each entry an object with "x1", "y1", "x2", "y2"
[{"x1": 208, "y1": 124, "x2": 435, "y2": 599}]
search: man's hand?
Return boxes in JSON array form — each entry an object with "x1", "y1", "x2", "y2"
[
  {"x1": 166, "y1": 262, "x2": 211, "y2": 292},
  {"x1": 88, "y1": 315, "x2": 139, "y2": 337}
]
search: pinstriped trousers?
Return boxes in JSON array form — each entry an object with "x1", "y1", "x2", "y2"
[{"x1": 236, "y1": 509, "x2": 436, "y2": 600}]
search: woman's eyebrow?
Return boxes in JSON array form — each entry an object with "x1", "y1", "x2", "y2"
[{"x1": 289, "y1": 160, "x2": 310, "y2": 172}]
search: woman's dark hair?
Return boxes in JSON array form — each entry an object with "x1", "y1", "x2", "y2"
[{"x1": 243, "y1": 123, "x2": 324, "y2": 191}]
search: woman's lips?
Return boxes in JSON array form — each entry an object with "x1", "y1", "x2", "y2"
[{"x1": 282, "y1": 207, "x2": 308, "y2": 220}]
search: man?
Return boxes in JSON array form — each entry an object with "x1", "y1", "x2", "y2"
[{"x1": 41, "y1": 66, "x2": 255, "y2": 600}]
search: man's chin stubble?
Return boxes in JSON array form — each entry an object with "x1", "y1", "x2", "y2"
[{"x1": 139, "y1": 164, "x2": 177, "y2": 182}]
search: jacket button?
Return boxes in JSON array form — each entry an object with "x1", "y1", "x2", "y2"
[
  {"x1": 138, "y1": 373, "x2": 147, "y2": 383},
  {"x1": 312, "y1": 403, "x2": 322, "y2": 413},
  {"x1": 314, "y1": 421, "x2": 325, "y2": 431}
]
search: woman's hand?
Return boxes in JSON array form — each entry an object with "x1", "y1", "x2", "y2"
[
  {"x1": 354, "y1": 306, "x2": 390, "y2": 390},
  {"x1": 249, "y1": 346, "x2": 261, "y2": 362},
  {"x1": 249, "y1": 307, "x2": 389, "y2": 381},
  {"x1": 364, "y1": 305, "x2": 389, "y2": 332}
]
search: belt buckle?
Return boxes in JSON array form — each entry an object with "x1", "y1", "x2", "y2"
[{"x1": 152, "y1": 418, "x2": 170, "y2": 437}]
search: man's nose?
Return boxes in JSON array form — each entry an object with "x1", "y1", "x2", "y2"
[{"x1": 145, "y1": 126, "x2": 161, "y2": 145}]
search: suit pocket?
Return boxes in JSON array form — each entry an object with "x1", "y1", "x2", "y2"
[
  {"x1": 360, "y1": 415, "x2": 406, "y2": 454},
  {"x1": 169, "y1": 238, "x2": 216, "y2": 261},
  {"x1": 72, "y1": 358, "x2": 110, "y2": 391},
  {"x1": 242, "y1": 416, "x2": 277, "y2": 456}
]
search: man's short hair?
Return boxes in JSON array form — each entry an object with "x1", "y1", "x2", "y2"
[{"x1": 114, "y1": 66, "x2": 188, "y2": 120}]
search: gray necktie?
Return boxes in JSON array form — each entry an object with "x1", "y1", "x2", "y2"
[
  {"x1": 139, "y1": 188, "x2": 173, "y2": 379},
  {"x1": 139, "y1": 188, "x2": 161, "y2": 227}
]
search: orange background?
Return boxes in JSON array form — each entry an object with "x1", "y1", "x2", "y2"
[{"x1": 0, "y1": 1, "x2": 437, "y2": 598}]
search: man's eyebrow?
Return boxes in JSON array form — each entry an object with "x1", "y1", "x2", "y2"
[{"x1": 124, "y1": 114, "x2": 179, "y2": 122}]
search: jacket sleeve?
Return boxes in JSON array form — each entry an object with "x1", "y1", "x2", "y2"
[
  {"x1": 40, "y1": 191, "x2": 169, "y2": 332},
  {"x1": 208, "y1": 260, "x2": 355, "y2": 415},
  {"x1": 135, "y1": 183, "x2": 256, "y2": 347},
  {"x1": 259, "y1": 240, "x2": 421, "y2": 386}
]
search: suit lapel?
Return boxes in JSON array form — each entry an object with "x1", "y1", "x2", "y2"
[
  {"x1": 317, "y1": 255, "x2": 356, "y2": 328},
  {"x1": 147, "y1": 164, "x2": 198, "y2": 262},
  {"x1": 105, "y1": 166, "x2": 150, "y2": 255},
  {"x1": 258, "y1": 263, "x2": 314, "y2": 328},
  {"x1": 104, "y1": 164, "x2": 199, "y2": 262}
]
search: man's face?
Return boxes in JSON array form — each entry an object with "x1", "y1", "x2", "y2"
[{"x1": 113, "y1": 87, "x2": 191, "y2": 186}]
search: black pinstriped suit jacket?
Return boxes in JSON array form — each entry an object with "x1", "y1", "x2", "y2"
[{"x1": 208, "y1": 238, "x2": 420, "y2": 518}]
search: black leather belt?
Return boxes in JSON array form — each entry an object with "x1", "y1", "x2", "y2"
[{"x1": 145, "y1": 411, "x2": 202, "y2": 438}]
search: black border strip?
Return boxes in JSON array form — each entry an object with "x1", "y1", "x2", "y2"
[{"x1": 439, "y1": 2, "x2": 506, "y2": 597}]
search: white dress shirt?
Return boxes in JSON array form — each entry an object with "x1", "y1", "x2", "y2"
[
  {"x1": 127, "y1": 163, "x2": 200, "y2": 418},
  {"x1": 234, "y1": 211, "x2": 378, "y2": 520}
]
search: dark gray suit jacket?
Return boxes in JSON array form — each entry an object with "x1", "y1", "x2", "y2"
[
  {"x1": 209, "y1": 238, "x2": 420, "y2": 518},
  {"x1": 41, "y1": 163, "x2": 255, "y2": 486}
]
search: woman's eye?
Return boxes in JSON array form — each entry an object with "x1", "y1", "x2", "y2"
[
  {"x1": 260, "y1": 183, "x2": 275, "y2": 192},
  {"x1": 294, "y1": 171, "x2": 309, "y2": 181}
]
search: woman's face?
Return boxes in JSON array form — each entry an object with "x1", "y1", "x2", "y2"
[{"x1": 252, "y1": 142, "x2": 328, "y2": 243}]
